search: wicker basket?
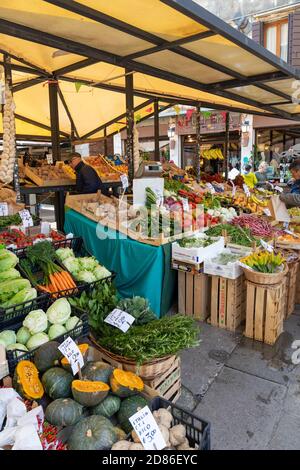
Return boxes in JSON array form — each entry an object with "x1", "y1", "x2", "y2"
[
  {"x1": 89, "y1": 336, "x2": 176, "y2": 381},
  {"x1": 242, "y1": 264, "x2": 288, "y2": 285}
]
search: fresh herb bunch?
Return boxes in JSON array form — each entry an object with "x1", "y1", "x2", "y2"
[
  {"x1": 206, "y1": 223, "x2": 256, "y2": 247},
  {"x1": 241, "y1": 251, "x2": 285, "y2": 273},
  {"x1": 178, "y1": 236, "x2": 214, "y2": 248},
  {"x1": 163, "y1": 179, "x2": 190, "y2": 194},
  {"x1": 98, "y1": 314, "x2": 200, "y2": 364}
]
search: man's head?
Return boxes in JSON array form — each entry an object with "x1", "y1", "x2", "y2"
[
  {"x1": 290, "y1": 159, "x2": 300, "y2": 181},
  {"x1": 69, "y1": 152, "x2": 82, "y2": 169},
  {"x1": 244, "y1": 164, "x2": 252, "y2": 174}
]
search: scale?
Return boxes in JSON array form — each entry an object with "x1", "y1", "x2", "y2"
[{"x1": 135, "y1": 161, "x2": 163, "y2": 178}]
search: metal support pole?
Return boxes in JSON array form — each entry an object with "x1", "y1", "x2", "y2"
[
  {"x1": 48, "y1": 79, "x2": 61, "y2": 161},
  {"x1": 125, "y1": 69, "x2": 134, "y2": 185},
  {"x1": 154, "y1": 99, "x2": 160, "y2": 161},
  {"x1": 104, "y1": 127, "x2": 108, "y2": 155},
  {"x1": 71, "y1": 122, "x2": 75, "y2": 152},
  {"x1": 195, "y1": 103, "x2": 201, "y2": 182},
  {"x1": 225, "y1": 112, "x2": 230, "y2": 179}
]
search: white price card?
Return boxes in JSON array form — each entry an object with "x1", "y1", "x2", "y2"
[
  {"x1": 263, "y1": 208, "x2": 271, "y2": 217},
  {"x1": 19, "y1": 209, "x2": 33, "y2": 228},
  {"x1": 285, "y1": 229, "x2": 300, "y2": 238},
  {"x1": 230, "y1": 181, "x2": 236, "y2": 197},
  {"x1": 0, "y1": 203, "x2": 8, "y2": 216},
  {"x1": 120, "y1": 174, "x2": 129, "y2": 189},
  {"x1": 260, "y1": 239, "x2": 274, "y2": 253},
  {"x1": 104, "y1": 309, "x2": 135, "y2": 333},
  {"x1": 58, "y1": 337, "x2": 84, "y2": 375},
  {"x1": 275, "y1": 185, "x2": 283, "y2": 193},
  {"x1": 243, "y1": 184, "x2": 251, "y2": 197},
  {"x1": 182, "y1": 198, "x2": 189, "y2": 212},
  {"x1": 206, "y1": 183, "x2": 215, "y2": 194},
  {"x1": 129, "y1": 406, "x2": 166, "y2": 451}
]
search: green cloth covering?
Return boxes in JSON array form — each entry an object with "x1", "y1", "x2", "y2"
[{"x1": 64, "y1": 209, "x2": 177, "y2": 317}]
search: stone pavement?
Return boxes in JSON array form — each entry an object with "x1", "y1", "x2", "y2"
[{"x1": 178, "y1": 307, "x2": 300, "y2": 450}]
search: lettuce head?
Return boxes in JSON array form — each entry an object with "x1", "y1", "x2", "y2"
[
  {"x1": 23, "y1": 309, "x2": 48, "y2": 335},
  {"x1": 46, "y1": 298, "x2": 71, "y2": 325},
  {"x1": 0, "y1": 250, "x2": 18, "y2": 272}
]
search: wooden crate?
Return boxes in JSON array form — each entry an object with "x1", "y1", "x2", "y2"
[
  {"x1": 244, "y1": 280, "x2": 285, "y2": 345},
  {"x1": 285, "y1": 261, "x2": 299, "y2": 318},
  {"x1": 88, "y1": 340, "x2": 180, "y2": 402},
  {"x1": 172, "y1": 258, "x2": 203, "y2": 274},
  {"x1": 178, "y1": 271, "x2": 211, "y2": 321},
  {"x1": 210, "y1": 275, "x2": 246, "y2": 331},
  {"x1": 25, "y1": 166, "x2": 75, "y2": 187}
]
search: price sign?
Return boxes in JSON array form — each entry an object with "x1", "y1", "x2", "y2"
[
  {"x1": 263, "y1": 208, "x2": 271, "y2": 217},
  {"x1": 260, "y1": 239, "x2": 274, "y2": 253},
  {"x1": 120, "y1": 174, "x2": 129, "y2": 189},
  {"x1": 275, "y1": 185, "x2": 283, "y2": 193},
  {"x1": 243, "y1": 184, "x2": 251, "y2": 197},
  {"x1": 285, "y1": 229, "x2": 300, "y2": 238},
  {"x1": 0, "y1": 203, "x2": 8, "y2": 216},
  {"x1": 104, "y1": 309, "x2": 135, "y2": 333},
  {"x1": 19, "y1": 209, "x2": 33, "y2": 228},
  {"x1": 129, "y1": 406, "x2": 166, "y2": 451},
  {"x1": 182, "y1": 198, "x2": 189, "y2": 212},
  {"x1": 229, "y1": 181, "x2": 236, "y2": 197},
  {"x1": 206, "y1": 183, "x2": 215, "y2": 194},
  {"x1": 283, "y1": 222, "x2": 289, "y2": 229},
  {"x1": 58, "y1": 337, "x2": 84, "y2": 375}
]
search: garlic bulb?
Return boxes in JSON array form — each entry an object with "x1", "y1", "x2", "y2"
[
  {"x1": 0, "y1": 83, "x2": 16, "y2": 184},
  {"x1": 133, "y1": 123, "x2": 140, "y2": 175}
]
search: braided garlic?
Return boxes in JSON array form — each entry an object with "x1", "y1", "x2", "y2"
[{"x1": 0, "y1": 83, "x2": 16, "y2": 184}]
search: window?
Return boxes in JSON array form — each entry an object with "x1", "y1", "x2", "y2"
[{"x1": 264, "y1": 19, "x2": 288, "y2": 61}]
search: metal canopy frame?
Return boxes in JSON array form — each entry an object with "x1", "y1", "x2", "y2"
[{"x1": 0, "y1": 0, "x2": 299, "y2": 142}]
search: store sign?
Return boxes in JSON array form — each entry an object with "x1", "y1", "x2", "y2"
[
  {"x1": 120, "y1": 174, "x2": 129, "y2": 190},
  {"x1": 19, "y1": 209, "x2": 33, "y2": 228},
  {"x1": 129, "y1": 406, "x2": 166, "y2": 451},
  {"x1": 58, "y1": 337, "x2": 84, "y2": 375},
  {"x1": 104, "y1": 309, "x2": 135, "y2": 333},
  {"x1": 0, "y1": 203, "x2": 8, "y2": 216}
]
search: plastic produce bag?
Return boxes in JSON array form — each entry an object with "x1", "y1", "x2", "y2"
[
  {"x1": 0, "y1": 402, "x2": 6, "y2": 430},
  {"x1": 0, "y1": 388, "x2": 20, "y2": 404},
  {"x1": 12, "y1": 424, "x2": 43, "y2": 450},
  {"x1": 17, "y1": 406, "x2": 44, "y2": 430},
  {"x1": 0, "y1": 427, "x2": 17, "y2": 448},
  {"x1": 5, "y1": 397, "x2": 26, "y2": 428}
]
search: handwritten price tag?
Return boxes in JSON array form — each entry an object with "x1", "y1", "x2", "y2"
[
  {"x1": 182, "y1": 198, "x2": 189, "y2": 212},
  {"x1": 263, "y1": 208, "x2": 271, "y2": 217},
  {"x1": 120, "y1": 174, "x2": 129, "y2": 189},
  {"x1": 0, "y1": 203, "x2": 8, "y2": 216},
  {"x1": 230, "y1": 181, "x2": 236, "y2": 197},
  {"x1": 19, "y1": 209, "x2": 33, "y2": 228},
  {"x1": 206, "y1": 183, "x2": 215, "y2": 194},
  {"x1": 104, "y1": 309, "x2": 135, "y2": 333},
  {"x1": 243, "y1": 184, "x2": 251, "y2": 197},
  {"x1": 58, "y1": 337, "x2": 84, "y2": 375},
  {"x1": 129, "y1": 406, "x2": 166, "y2": 451},
  {"x1": 260, "y1": 239, "x2": 274, "y2": 253},
  {"x1": 275, "y1": 185, "x2": 283, "y2": 193}
]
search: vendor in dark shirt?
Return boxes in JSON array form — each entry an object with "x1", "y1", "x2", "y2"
[
  {"x1": 69, "y1": 152, "x2": 102, "y2": 194},
  {"x1": 280, "y1": 159, "x2": 300, "y2": 207}
]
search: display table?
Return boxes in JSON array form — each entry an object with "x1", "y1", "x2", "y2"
[{"x1": 64, "y1": 209, "x2": 177, "y2": 317}]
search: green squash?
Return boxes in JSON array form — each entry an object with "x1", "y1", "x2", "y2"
[
  {"x1": 113, "y1": 426, "x2": 127, "y2": 441},
  {"x1": 61, "y1": 344, "x2": 89, "y2": 373},
  {"x1": 68, "y1": 415, "x2": 118, "y2": 450},
  {"x1": 72, "y1": 380, "x2": 110, "y2": 407},
  {"x1": 110, "y1": 368, "x2": 144, "y2": 398},
  {"x1": 13, "y1": 360, "x2": 44, "y2": 400},
  {"x1": 82, "y1": 361, "x2": 113, "y2": 384},
  {"x1": 117, "y1": 395, "x2": 148, "y2": 434},
  {"x1": 45, "y1": 398, "x2": 83, "y2": 427},
  {"x1": 91, "y1": 395, "x2": 121, "y2": 418},
  {"x1": 34, "y1": 341, "x2": 63, "y2": 372},
  {"x1": 42, "y1": 367, "x2": 73, "y2": 399}
]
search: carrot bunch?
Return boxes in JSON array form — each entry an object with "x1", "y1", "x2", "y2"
[{"x1": 37, "y1": 270, "x2": 76, "y2": 295}]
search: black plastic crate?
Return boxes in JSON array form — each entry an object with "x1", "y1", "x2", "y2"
[
  {"x1": 150, "y1": 397, "x2": 211, "y2": 450},
  {"x1": 5, "y1": 306, "x2": 89, "y2": 375},
  {"x1": 11, "y1": 230, "x2": 70, "y2": 258},
  {"x1": 0, "y1": 292, "x2": 49, "y2": 330}
]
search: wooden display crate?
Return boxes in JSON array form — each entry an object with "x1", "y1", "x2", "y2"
[
  {"x1": 285, "y1": 261, "x2": 299, "y2": 318},
  {"x1": 210, "y1": 275, "x2": 246, "y2": 331},
  {"x1": 178, "y1": 271, "x2": 211, "y2": 321},
  {"x1": 172, "y1": 258, "x2": 203, "y2": 274},
  {"x1": 88, "y1": 340, "x2": 180, "y2": 402},
  {"x1": 25, "y1": 165, "x2": 75, "y2": 187},
  {"x1": 244, "y1": 280, "x2": 285, "y2": 345}
]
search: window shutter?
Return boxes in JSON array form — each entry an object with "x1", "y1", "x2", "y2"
[
  {"x1": 289, "y1": 10, "x2": 300, "y2": 68},
  {"x1": 252, "y1": 21, "x2": 264, "y2": 44}
]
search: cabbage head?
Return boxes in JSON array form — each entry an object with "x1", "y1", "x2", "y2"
[
  {"x1": 63, "y1": 257, "x2": 80, "y2": 275},
  {"x1": 0, "y1": 268, "x2": 21, "y2": 282},
  {"x1": 79, "y1": 257, "x2": 99, "y2": 272},
  {"x1": 46, "y1": 298, "x2": 71, "y2": 325},
  {"x1": 56, "y1": 247, "x2": 74, "y2": 261},
  {"x1": 48, "y1": 324, "x2": 66, "y2": 340},
  {"x1": 93, "y1": 265, "x2": 111, "y2": 281},
  {"x1": 16, "y1": 326, "x2": 31, "y2": 345},
  {"x1": 23, "y1": 309, "x2": 48, "y2": 335},
  {"x1": 0, "y1": 250, "x2": 18, "y2": 272},
  {"x1": 65, "y1": 316, "x2": 82, "y2": 332},
  {"x1": 27, "y1": 332, "x2": 49, "y2": 351},
  {"x1": 76, "y1": 270, "x2": 96, "y2": 283},
  {"x1": 0, "y1": 330, "x2": 16, "y2": 347},
  {"x1": 6, "y1": 343, "x2": 28, "y2": 356}
]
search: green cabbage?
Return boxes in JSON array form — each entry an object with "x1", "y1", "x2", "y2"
[
  {"x1": 93, "y1": 265, "x2": 111, "y2": 281},
  {"x1": 1, "y1": 287, "x2": 37, "y2": 308},
  {"x1": 0, "y1": 339, "x2": 6, "y2": 348},
  {"x1": 0, "y1": 330, "x2": 16, "y2": 347},
  {"x1": 63, "y1": 257, "x2": 80, "y2": 274},
  {"x1": 76, "y1": 271, "x2": 96, "y2": 283},
  {"x1": 23, "y1": 309, "x2": 48, "y2": 335},
  {"x1": 65, "y1": 316, "x2": 82, "y2": 332},
  {"x1": 0, "y1": 250, "x2": 18, "y2": 272},
  {"x1": 26, "y1": 332, "x2": 49, "y2": 351},
  {"x1": 6, "y1": 343, "x2": 28, "y2": 356},
  {"x1": 48, "y1": 324, "x2": 66, "y2": 340},
  {"x1": 79, "y1": 257, "x2": 99, "y2": 272},
  {"x1": 16, "y1": 326, "x2": 31, "y2": 345},
  {"x1": 0, "y1": 268, "x2": 21, "y2": 282},
  {"x1": 0, "y1": 279, "x2": 31, "y2": 305},
  {"x1": 46, "y1": 298, "x2": 71, "y2": 325},
  {"x1": 56, "y1": 247, "x2": 74, "y2": 261}
]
